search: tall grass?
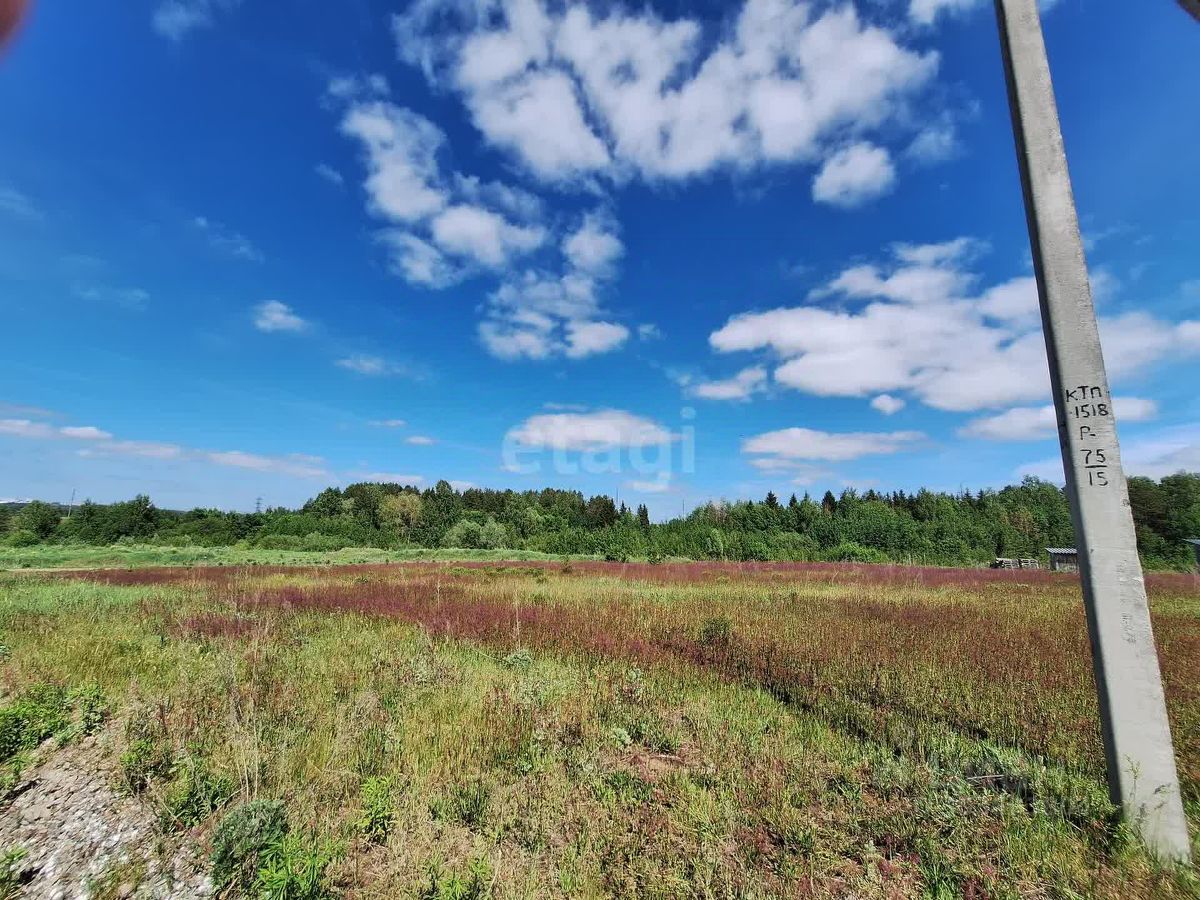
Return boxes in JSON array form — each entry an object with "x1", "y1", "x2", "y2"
[{"x1": 0, "y1": 563, "x2": 1196, "y2": 898}]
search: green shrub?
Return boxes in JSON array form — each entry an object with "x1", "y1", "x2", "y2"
[
  {"x1": 253, "y1": 834, "x2": 338, "y2": 900},
  {"x1": 70, "y1": 683, "x2": 109, "y2": 737},
  {"x1": 2, "y1": 530, "x2": 39, "y2": 548},
  {"x1": 357, "y1": 777, "x2": 395, "y2": 844},
  {"x1": 162, "y1": 755, "x2": 235, "y2": 829},
  {"x1": 211, "y1": 799, "x2": 290, "y2": 893},
  {"x1": 119, "y1": 712, "x2": 171, "y2": 794},
  {"x1": 418, "y1": 857, "x2": 492, "y2": 900},
  {"x1": 0, "y1": 684, "x2": 71, "y2": 761}
]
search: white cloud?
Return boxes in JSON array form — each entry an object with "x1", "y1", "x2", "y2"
[
  {"x1": 1019, "y1": 424, "x2": 1200, "y2": 483},
  {"x1": 369, "y1": 419, "x2": 408, "y2": 428},
  {"x1": 0, "y1": 420, "x2": 117, "y2": 441},
  {"x1": 315, "y1": 163, "x2": 344, "y2": 186},
  {"x1": 909, "y1": 0, "x2": 981, "y2": 27},
  {"x1": 0, "y1": 185, "x2": 42, "y2": 221},
  {"x1": 72, "y1": 284, "x2": 151, "y2": 311},
  {"x1": 906, "y1": 123, "x2": 959, "y2": 163},
  {"x1": 153, "y1": 0, "x2": 217, "y2": 40},
  {"x1": 405, "y1": 435, "x2": 437, "y2": 446},
  {"x1": 378, "y1": 231, "x2": 464, "y2": 288},
  {"x1": 480, "y1": 258, "x2": 628, "y2": 361},
  {"x1": 507, "y1": 409, "x2": 674, "y2": 451},
  {"x1": 627, "y1": 477, "x2": 672, "y2": 493},
  {"x1": 101, "y1": 441, "x2": 185, "y2": 460},
  {"x1": 334, "y1": 93, "x2": 628, "y2": 359},
  {"x1": 207, "y1": 451, "x2": 328, "y2": 479},
  {"x1": 743, "y1": 427, "x2": 925, "y2": 462},
  {"x1": 638, "y1": 323, "x2": 662, "y2": 341},
  {"x1": 430, "y1": 204, "x2": 545, "y2": 268},
  {"x1": 0, "y1": 419, "x2": 55, "y2": 439},
  {"x1": 690, "y1": 366, "x2": 767, "y2": 401},
  {"x1": 59, "y1": 426, "x2": 113, "y2": 441},
  {"x1": 340, "y1": 102, "x2": 448, "y2": 223},
  {"x1": 393, "y1": 0, "x2": 937, "y2": 184},
  {"x1": 812, "y1": 142, "x2": 896, "y2": 208},
  {"x1": 563, "y1": 213, "x2": 623, "y2": 276},
  {"x1": 194, "y1": 216, "x2": 263, "y2": 262},
  {"x1": 961, "y1": 397, "x2": 1158, "y2": 441},
  {"x1": 871, "y1": 394, "x2": 905, "y2": 415},
  {"x1": 254, "y1": 301, "x2": 308, "y2": 334},
  {"x1": 335, "y1": 355, "x2": 406, "y2": 377},
  {"x1": 564, "y1": 320, "x2": 629, "y2": 358},
  {"x1": 710, "y1": 238, "x2": 1200, "y2": 412},
  {"x1": 910, "y1": 0, "x2": 1059, "y2": 26}
]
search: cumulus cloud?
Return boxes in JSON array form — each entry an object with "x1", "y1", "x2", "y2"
[
  {"x1": 393, "y1": 0, "x2": 937, "y2": 184},
  {"x1": 960, "y1": 397, "x2": 1158, "y2": 441},
  {"x1": 253, "y1": 301, "x2": 309, "y2": 333},
  {"x1": 871, "y1": 394, "x2": 905, "y2": 415},
  {"x1": 743, "y1": 427, "x2": 925, "y2": 462},
  {"x1": 710, "y1": 238, "x2": 1200, "y2": 412},
  {"x1": 507, "y1": 410, "x2": 674, "y2": 451},
  {"x1": 812, "y1": 142, "x2": 896, "y2": 208},
  {"x1": 690, "y1": 366, "x2": 767, "y2": 401},
  {"x1": 563, "y1": 212, "x2": 623, "y2": 276},
  {"x1": 333, "y1": 88, "x2": 628, "y2": 359}
]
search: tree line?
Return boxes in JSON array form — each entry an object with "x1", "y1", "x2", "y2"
[{"x1": 3, "y1": 472, "x2": 1198, "y2": 569}]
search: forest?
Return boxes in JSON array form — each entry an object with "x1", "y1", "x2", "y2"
[{"x1": 3, "y1": 472, "x2": 1198, "y2": 569}]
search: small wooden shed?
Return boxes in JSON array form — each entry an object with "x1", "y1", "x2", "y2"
[
  {"x1": 1186, "y1": 539, "x2": 1200, "y2": 570},
  {"x1": 1046, "y1": 547, "x2": 1078, "y2": 573}
]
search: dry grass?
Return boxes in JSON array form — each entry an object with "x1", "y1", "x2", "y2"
[{"x1": 1, "y1": 562, "x2": 1197, "y2": 898}]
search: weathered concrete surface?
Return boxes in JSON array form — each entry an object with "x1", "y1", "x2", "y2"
[
  {"x1": 994, "y1": 0, "x2": 1191, "y2": 864},
  {"x1": 0, "y1": 736, "x2": 211, "y2": 899}
]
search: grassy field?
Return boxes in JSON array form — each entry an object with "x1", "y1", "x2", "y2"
[
  {"x1": 0, "y1": 543, "x2": 589, "y2": 571},
  {"x1": 1, "y1": 560, "x2": 1198, "y2": 898}
]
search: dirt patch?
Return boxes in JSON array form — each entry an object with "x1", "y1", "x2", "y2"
[{"x1": 0, "y1": 737, "x2": 210, "y2": 899}]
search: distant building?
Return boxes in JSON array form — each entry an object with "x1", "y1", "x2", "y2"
[
  {"x1": 1187, "y1": 539, "x2": 1200, "y2": 569},
  {"x1": 1046, "y1": 547, "x2": 1078, "y2": 573}
]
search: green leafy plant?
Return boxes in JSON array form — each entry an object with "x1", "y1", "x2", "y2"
[
  {"x1": 418, "y1": 857, "x2": 492, "y2": 900},
  {"x1": 0, "y1": 847, "x2": 27, "y2": 900},
  {"x1": 71, "y1": 683, "x2": 110, "y2": 736},
  {"x1": 162, "y1": 754, "x2": 235, "y2": 829},
  {"x1": 119, "y1": 710, "x2": 172, "y2": 794},
  {"x1": 253, "y1": 834, "x2": 339, "y2": 900},
  {"x1": 357, "y1": 776, "x2": 395, "y2": 844},
  {"x1": 0, "y1": 684, "x2": 70, "y2": 762},
  {"x1": 210, "y1": 799, "x2": 289, "y2": 893}
]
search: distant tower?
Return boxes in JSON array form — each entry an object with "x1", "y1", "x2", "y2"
[{"x1": 255, "y1": 496, "x2": 263, "y2": 514}]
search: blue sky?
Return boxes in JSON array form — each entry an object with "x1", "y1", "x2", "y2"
[{"x1": 1, "y1": 0, "x2": 1198, "y2": 516}]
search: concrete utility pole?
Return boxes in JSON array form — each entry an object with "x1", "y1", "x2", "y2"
[{"x1": 993, "y1": 0, "x2": 1191, "y2": 864}]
